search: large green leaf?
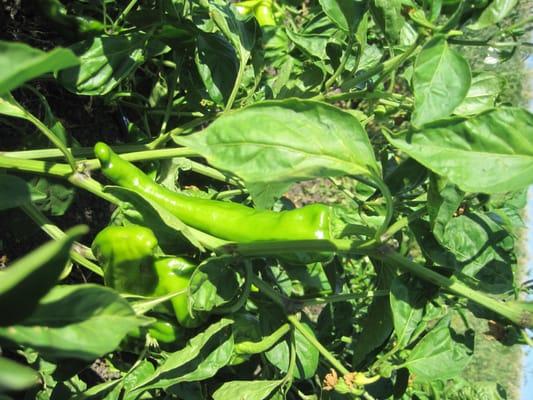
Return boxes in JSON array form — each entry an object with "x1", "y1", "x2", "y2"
[
  {"x1": 469, "y1": 0, "x2": 519, "y2": 30},
  {"x1": 454, "y1": 73, "x2": 500, "y2": 116},
  {"x1": 0, "y1": 357, "x2": 40, "y2": 392},
  {"x1": 177, "y1": 99, "x2": 378, "y2": 208},
  {"x1": 0, "y1": 41, "x2": 78, "y2": 95},
  {"x1": 369, "y1": 0, "x2": 404, "y2": 42},
  {"x1": 213, "y1": 379, "x2": 283, "y2": 400},
  {"x1": 57, "y1": 33, "x2": 169, "y2": 95},
  {"x1": 0, "y1": 284, "x2": 147, "y2": 360},
  {"x1": 390, "y1": 275, "x2": 426, "y2": 348},
  {"x1": 318, "y1": 0, "x2": 367, "y2": 33},
  {"x1": 0, "y1": 226, "x2": 86, "y2": 326},
  {"x1": 403, "y1": 316, "x2": 474, "y2": 382},
  {"x1": 385, "y1": 107, "x2": 533, "y2": 194},
  {"x1": 189, "y1": 257, "x2": 240, "y2": 312},
  {"x1": 411, "y1": 38, "x2": 471, "y2": 126},
  {"x1": 131, "y1": 319, "x2": 234, "y2": 392},
  {"x1": 195, "y1": 32, "x2": 238, "y2": 105}
]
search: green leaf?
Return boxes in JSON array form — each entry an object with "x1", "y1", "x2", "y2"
[
  {"x1": 369, "y1": 0, "x2": 405, "y2": 42},
  {"x1": 196, "y1": 32, "x2": 239, "y2": 105},
  {"x1": 469, "y1": 0, "x2": 519, "y2": 30},
  {"x1": 0, "y1": 173, "x2": 45, "y2": 210},
  {"x1": 176, "y1": 99, "x2": 378, "y2": 208},
  {"x1": 0, "y1": 284, "x2": 147, "y2": 360},
  {"x1": 189, "y1": 258, "x2": 240, "y2": 312},
  {"x1": 31, "y1": 177, "x2": 75, "y2": 216},
  {"x1": 0, "y1": 357, "x2": 40, "y2": 392},
  {"x1": 0, "y1": 92, "x2": 28, "y2": 118},
  {"x1": 213, "y1": 379, "x2": 284, "y2": 400},
  {"x1": 264, "y1": 314, "x2": 319, "y2": 380},
  {"x1": 454, "y1": 73, "x2": 500, "y2": 116},
  {"x1": 0, "y1": 226, "x2": 86, "y2": 326},
  {"x1": 132, "y1": 319, "x2": 234, "y2": 392},
  {"x1": 411, "y1": 38, "x2": 471, "y2": 126},
  {"x1": 352, "y1": 264, "x2": 394, "y2": 366},
  {"x1": 57, "y1": 33, "x2": 169, "y2": 95},
  {"x1": 318, "y1": 0, "x2": 367, "y2": 33},
  {"x1": 439, "y1": 213, "x2": 504, "y2": 277},
  {"x1": 385, "y1": 107, "x2": 533, "y2": 194},
  {"x1": 390, "y1": 274, "x2": 426, "y2": 347},
  {"x1": 427, "y1": 173, "x2": 464, "y2": 241},
  {"x1": 0, "y1": 41, "x2": 78, "y2": 94},
  {"x1": 404, "y1": 316, "x2": 474, "y2": 382},
  {"x1": 285, "y1": 30, "x2": 330, "y2": 60}
]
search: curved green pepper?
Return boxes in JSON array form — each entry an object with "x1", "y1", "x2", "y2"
[
  {"x1": 94, "y1": 143, "x2": 332, "y2": 245},
  {"x1": 153, "y1": 257, "x2": 204, "y2": 328},
  {"x1": 92, "y1": 225, "x2": 202, "y2": 327}
]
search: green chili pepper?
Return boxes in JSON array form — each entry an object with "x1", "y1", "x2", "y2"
[
  {"x1": 91, "y1": 225, "x2": 158, "y2": 296},
  {"x1": 234, "y1": 0, "x2": 276, "y2": 27},
  {"x1": 153, "y1": 257, "x2": 204, "y2": 328},
  {"x1": 94, "y1": 143, "x2": 332, "y2": 246},
  {"x1": 91, "y1": 224, "x2": 202, "y2": 327},
  {"x1": 129, "y1": 316, "x2": 185, "y2": 345}
]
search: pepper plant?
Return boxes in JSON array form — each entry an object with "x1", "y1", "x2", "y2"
[{"x1": 1, "y1": 0, "x2": 532, "y2": 399}]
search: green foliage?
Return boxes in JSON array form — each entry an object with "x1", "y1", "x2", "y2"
[{"x1": 0, "y1": 0, "x2": 531, "y2": 399}]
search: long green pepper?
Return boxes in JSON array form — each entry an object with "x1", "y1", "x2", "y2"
[{"x1": 94, "y1": 142, "x2": 332, "y2": 244}]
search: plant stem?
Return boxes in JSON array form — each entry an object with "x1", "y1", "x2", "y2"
[
  {"x1": 220, "y1": 240, "x2": 533, "y2": 328},
  {"x1": 1, "y1": 144, "x2": 153, "y2": 160},
  {"x1": 380, "y1": 206, "x2": 427, "y2": 242},
  {"x1": 317, "y1": 40, "x2": 421, "y2": 102},
  {"x1": 225, "y1": 57, "x2": 248, "y2": 112},
  {"x1": 112, "y1": 0, "x2": 138, "y2": 30},
  {"x1": 294, "y1": 290, "x2": 387, "y2": 307},
  {"x1": 287, "y1": 314, "x2": 350, "y2": 376},
  {"x1": 24, "y1": 112, "x2": 77, "y2": 170},
  {"x1": 82, "y1": 147, "x2": 200, "y2": 170},
  {"x1": 250, "y1": 275, "x2": 351, "y2": 375},
  {"x1": 370, "y1": 247, "x2": 533, "y2": 328},
  {"x1": 325, "y1": 36, "x2": 356, "y2": 90},
  {"x1": 0, "y1": 156, "x2": 72, "y2": 177}
]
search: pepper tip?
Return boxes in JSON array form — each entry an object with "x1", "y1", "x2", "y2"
[{"x1": 94, "y1": 142, "x2": 111, "y2": 164}]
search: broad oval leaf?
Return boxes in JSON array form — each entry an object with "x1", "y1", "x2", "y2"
[
  {"x1": 0, "y1": 357, "x2": 40, "y2": 392},
  {"x1": 454, "y1": 73, "x2": 501, "y2": 116},
  {"x1": 318, "y1": 0, "x2": 367, "y2": 33},
  {"x1": 469, "y1": 0, "x2": 519, "y2": 30},
  {"x1": 411, "y1": 38, "x2": 471, "y2": 127},
  {"x1": 213, "y1": 379, "x2": 283, "y2": 400},
  {"x1": 58, "y1": 34, "x2": 169, "y2": 95},
  {"x1": 0, "y1": 284, "x2": 147, "y2": 360},
  {"x1": 196, "y1": 32, "x2": 239, "y2": 105},
  {"x1": 390, "y1": 274, "x2": 426, "y2": 347},
  {"x1": 385, "y1": 107, "x2": 533, "y2": 194},
  {"x1": 189, "y1": 257, "x2": 240, "y2": 312},
  {"x1": 0, "y1": 226, "x2": 87, "y2": 326},
  {"x1": 0, "y1": 41, "x2": 78, "y2": 95},
  {"x1": 404, "y1": 316, "x2": 474, "y2": 382},
  {"x1": 177, "y1": 99, "x2": 378, "y2": 208},
  {"x1": 369, "y1": 0, "x2": 405, "y2": 42}
]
